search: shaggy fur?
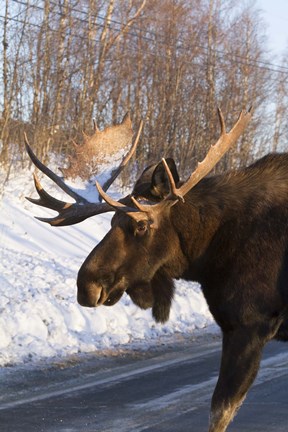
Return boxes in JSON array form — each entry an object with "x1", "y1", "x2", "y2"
[{"x1": 77, "y1": 153, "x2": 288, "y2": 432}]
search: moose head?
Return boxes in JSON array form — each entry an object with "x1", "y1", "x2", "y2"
[{"x1": 25, "y1": 109, "x2": 252, "y2": 324}]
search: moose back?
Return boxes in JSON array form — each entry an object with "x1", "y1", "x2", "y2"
[{"x1": 26, "y1": 109, "x2": 288, "y2": 432}]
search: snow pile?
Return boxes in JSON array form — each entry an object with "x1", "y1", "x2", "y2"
[{"x1": 0, "y1": 164, "x2": 215, "y2": 366}]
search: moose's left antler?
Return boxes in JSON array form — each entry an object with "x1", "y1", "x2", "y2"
[
  {"x1": 164, "y1": 107, "x2": 253, "y2": 201},
  {"x1": 25, "y1": 117, "x2": 143, "y2": 226}
]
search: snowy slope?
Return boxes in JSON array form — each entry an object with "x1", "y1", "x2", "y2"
[{"x1": 0, "y1": 165, "x2": 216, "y2": 366}]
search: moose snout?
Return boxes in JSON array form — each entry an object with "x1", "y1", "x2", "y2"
[
  {"x1": 76, "y1": 264, "x2": 112, "y2": 307},
  {"x1": 77, "y1": 270, "x2": 108, "y2": 307},
  {"x1": 77, "y1": 281, "x2": 104, "y2": 307}
]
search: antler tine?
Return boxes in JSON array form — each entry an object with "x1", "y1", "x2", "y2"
[
  {"x1": 217, "y1": 107, "x2": 226, "y2": 135},
  {"x1": 35, "y1": 201, "x2": 113, "y2": 227},
  {"x1": 26, "y1": 173, "x2": 72, "y2": 211},
  {"x1": 101, "y1": 119, "x2": 144, "y2": 192},
  {"x1": 96, "y1": 181, "x2": 147, "y2": 219},
  {"x1": 175, "y1": 107, "x2": 253, "y2": 199},
  {"x1": 25, "y1": 173, "x2": 114, "y2": 226},
  {"x1": 25, "y1": 134, "x2": 121, "y2": 226},
  {"x1": 96, "y1": 181, "x2": 153, "y2": 226},
  {"x1": 160, "y1": 158, "x2": 185, "y2": 202},
  {"x1": 24, "y1": 133, "x2": 88, "y2": 204}
]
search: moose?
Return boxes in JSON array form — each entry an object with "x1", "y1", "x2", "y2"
[{"x1": 25, "y1": 108, "x2": 288, "y2": 432}]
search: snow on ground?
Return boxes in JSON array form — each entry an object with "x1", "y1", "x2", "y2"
[{"x1": 0, "y1": 163, "x2": 216, "y2": 367}]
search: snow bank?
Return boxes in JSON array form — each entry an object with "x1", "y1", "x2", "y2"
[{"x1": 0, "y1": 165, "x2": 215, "y2": 366}]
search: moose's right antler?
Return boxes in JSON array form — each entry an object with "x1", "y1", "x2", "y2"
[
  {"x1": 97, "y1": 108, "x2": 253, "y2": 227},
  {"x1": 25, "y1": 118, "x2": 143, "y2": 226}
]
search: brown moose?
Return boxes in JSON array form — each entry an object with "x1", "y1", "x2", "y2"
[{"x1": 26, "y1": 108, "x2": 288, "y2": 432}]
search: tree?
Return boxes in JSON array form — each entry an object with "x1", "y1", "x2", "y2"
[{"x1": 0, "y1": 0, "x2": 284, "y2": 185}]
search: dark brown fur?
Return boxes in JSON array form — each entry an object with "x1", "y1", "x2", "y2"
[{"x1": 77, "y1": 153, "x2": 288, "y2": 432}]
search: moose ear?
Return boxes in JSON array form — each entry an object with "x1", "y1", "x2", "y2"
[{"x1": 151, "y1": 158, "x2": 179, "y2": 198}]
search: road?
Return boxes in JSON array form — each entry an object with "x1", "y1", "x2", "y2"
[{"x1": 0, "y1": 335, "x2": 287, "y2": 432}]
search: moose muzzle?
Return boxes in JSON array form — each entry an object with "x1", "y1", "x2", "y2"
[{"x1": 77, "y1": 280, "x2": 105, "y2": 307}]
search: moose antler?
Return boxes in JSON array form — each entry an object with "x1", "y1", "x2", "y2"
[
  {"x1": 166, "y1": 107, "x2": 253, "y2": 201},
  {"x1": 25, "y1": 118, "x2": 143, "y2": 226},
  {"x1": 97, "y1": 108, "x2": 253, "y2": 226}
]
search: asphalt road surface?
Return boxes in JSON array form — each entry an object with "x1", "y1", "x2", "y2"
[{"x1": 0, "y1": 335, "x2": 288, "y2": 432}]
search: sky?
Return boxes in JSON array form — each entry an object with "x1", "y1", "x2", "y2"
[{"x1": 257, "y1": 0, "x2": 288, "y2": 56}]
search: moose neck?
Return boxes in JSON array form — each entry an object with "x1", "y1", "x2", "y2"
[{"x1": 169, "y1": 171, "x2": 248, "y2": 283}]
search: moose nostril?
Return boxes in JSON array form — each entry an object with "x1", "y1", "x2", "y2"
[
  {"x1": 94, "y1": 288, "x2": 102, "y2": 305},
  {"x1": 77, "y1": 285, "x2": 103, "y2": 307}
]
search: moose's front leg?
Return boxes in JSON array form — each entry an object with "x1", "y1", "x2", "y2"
[{"x1": 209, "y1": 327, "x2": 265, "y2": 432}]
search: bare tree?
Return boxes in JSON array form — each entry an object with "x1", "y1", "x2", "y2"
[
  {"x1": 0, "y1": 0, "x2": 283, "y2": 185},
  {"x1": 272, "y1": 49, "x2": 288, "y2": 153},
  {"x1": 0, "y1": 0, "x2": 10, "y2": 164}
]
